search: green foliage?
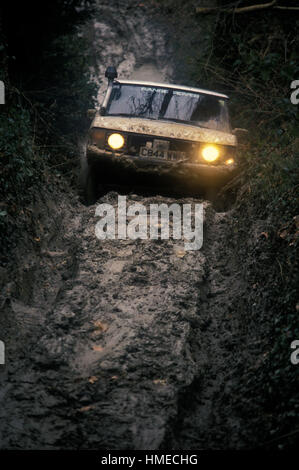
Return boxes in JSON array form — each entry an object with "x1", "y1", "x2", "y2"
[
  {"x1": 28, "y1": 32, "x2": 97, "y2": 171},
  {"x1": 0, "y1": 0, "x2": 96, "y2": 163},
  {"x1": 0, "y1": 95, "x2": 45, "y2": 256},
  {"x1": 243, "y1": 131, "x2": 299, "y2": 213},
  {"x1": 43, "y1": 34, "x2": 96, "y2": 135},
  {"x1": 0, "y1": 102, "x2": 42, "y2": 203},
  {"x1": 0, "y1": 2, "x2": 96, "y2": 261}
]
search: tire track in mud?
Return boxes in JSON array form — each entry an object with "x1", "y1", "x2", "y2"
[
  {"x1": 0, "y1": 192, "x2": 206, "y2": 449},
  {"x1": 53, "y1": 193, "x2": 207, "y2": 449},
  {"x1": 162, "y1": 209, "x2": 246, "y2": 449}
]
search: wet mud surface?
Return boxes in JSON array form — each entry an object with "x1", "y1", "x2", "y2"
[
  {"x1": 0, "y1": 188, "x2": 247, "y2": 449},
  {"x1": 0, "y1": 0, "x2": 249, "y2": 450}
]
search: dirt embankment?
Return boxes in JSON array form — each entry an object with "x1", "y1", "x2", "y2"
[{"x1": 0, "y1": 0, "x2": 267, "y2": 450}]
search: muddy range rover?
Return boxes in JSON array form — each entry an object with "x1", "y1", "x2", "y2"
[{"x1": 84, "y1": 66, "x2": 238, "y2": 203}]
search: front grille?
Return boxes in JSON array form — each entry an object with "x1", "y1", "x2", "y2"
[{"x1": 125, "y1": 133, "x2": 197, "y2": 159}]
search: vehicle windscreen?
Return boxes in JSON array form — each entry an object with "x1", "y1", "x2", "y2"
[{"x1": 106, "y1": 83, "x2": 231, "y2": 132}]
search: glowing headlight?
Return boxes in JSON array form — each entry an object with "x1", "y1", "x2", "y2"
[
  {"x1": 107, "y1": 133, "x2": 125, "y2": 150},
  {"x1": 202, "y1": 145, "x2": 219, "y2": 162},
  {"x1": 225, "y1": 158, "x2": 235, "y2": 165}
]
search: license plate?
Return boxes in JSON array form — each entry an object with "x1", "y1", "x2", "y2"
[{"x1": 139, "y1": 146, "x2": 186, "y2": 161}]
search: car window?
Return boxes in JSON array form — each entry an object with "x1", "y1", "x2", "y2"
[{"x1": 106, "y1": 84, "x2": 231, "y2": 132}]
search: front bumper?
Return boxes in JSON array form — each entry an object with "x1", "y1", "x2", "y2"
[{"x1": 86, "y1": 144, "x2": 238, "y2": 188}]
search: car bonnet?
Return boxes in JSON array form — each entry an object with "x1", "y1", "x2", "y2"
[{"x1": 92, "y1": 115, "x2": 237, "y2": 146}]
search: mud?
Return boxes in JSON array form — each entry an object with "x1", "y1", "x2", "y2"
[{"x1": 0, "y1": 0, "x2": 250, "y2": 450}]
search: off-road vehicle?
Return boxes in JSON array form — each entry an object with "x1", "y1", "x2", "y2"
[{"x1": 84, "y1": 66, "x2": 238, "y2": 203}]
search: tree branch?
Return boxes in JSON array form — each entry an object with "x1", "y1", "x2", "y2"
[
  {"x1": 275, "y1": 5, "x2": 299, "y2": 10},
  {"x1": 195, "y1": 1, "x2": 299, "y2": 15}
]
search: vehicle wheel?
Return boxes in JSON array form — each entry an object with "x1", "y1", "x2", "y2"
[{"x1": 84, "y1": 168, "x2": 97, "y2": 205}]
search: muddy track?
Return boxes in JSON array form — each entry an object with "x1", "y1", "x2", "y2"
[
  {"x1": 0, "y1": 190, "x2": 246, "y2": 449},
  {"x1": 0, "y1": 0, "x2": 247, "y2": 450}
]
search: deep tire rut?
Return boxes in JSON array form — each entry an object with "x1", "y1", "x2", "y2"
[{"x1": 164, "y1": 209, "x2": 247, "y2": 449}]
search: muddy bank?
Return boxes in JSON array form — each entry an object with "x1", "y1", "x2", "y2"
[{"x1": 83, "y1": 0, "x2": 174, "y2": 101}]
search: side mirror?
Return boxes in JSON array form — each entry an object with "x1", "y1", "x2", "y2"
[
  {"x1": 87, "y1": 109, "x2": 96, "y2": 120},
  {"x1": 99, "y1": 106, "x2": 106, "y2": 116},
  {"x1": 105, "y1": 66, "x2": 118, "y2": 81}
]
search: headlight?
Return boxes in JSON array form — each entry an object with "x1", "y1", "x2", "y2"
[
  {"x1": 107, "y1": 133, "x2": 125, "y2": 150},
  {"x1": 201, "y1": 145, "x2": 219, "y2": 163}
]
